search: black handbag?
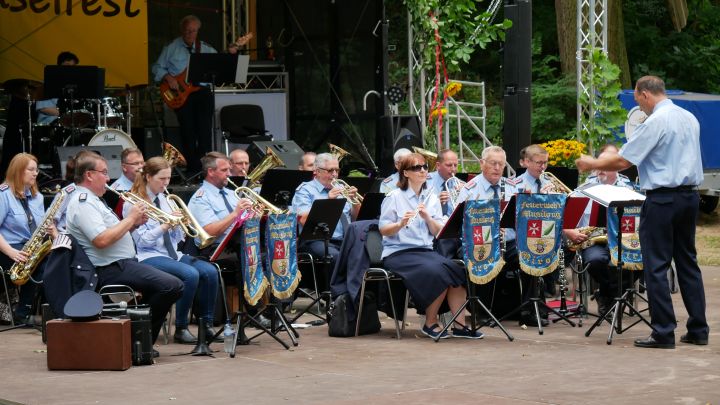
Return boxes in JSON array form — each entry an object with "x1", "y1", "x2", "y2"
[{"x1": 328, "y1": 292, "x2": 381, "y2": 337}]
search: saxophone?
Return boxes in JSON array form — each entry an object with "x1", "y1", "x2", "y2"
[
  {"x1": 9, "y1": 191, "x2": 67, "y2": 285},
  {"x1": 566, "y1": 226, "x2": 608, "y2": 251}
]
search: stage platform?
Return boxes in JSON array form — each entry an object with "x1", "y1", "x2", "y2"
[{"x1": 1, "y1": 266, "x2": 719, "y2": 405}]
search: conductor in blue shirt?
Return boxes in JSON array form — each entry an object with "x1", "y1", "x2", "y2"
[{"x1": 577, "y1": 75, "x2": 709, "y2": 349}]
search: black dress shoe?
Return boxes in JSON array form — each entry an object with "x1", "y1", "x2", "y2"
[
  {"x1": 152, "y1": 349, "x2": 160, "y2": 358},
  {"x1": 173, "y1": 328, "x2": 198, "y2": 344},
  {"x1": 634, "y1": 336, "x2": 675, "y2": 349},
  {"x1": 253, "y1": 314, "x2": 272, "y2": 330},
  {"x1": 680, "y1": 334, "x2": 708, "y2": 345}
]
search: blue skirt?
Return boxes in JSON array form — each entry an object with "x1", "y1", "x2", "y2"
[{"x1": 383, "y1": 248, "x2": 466, "y2": 312}]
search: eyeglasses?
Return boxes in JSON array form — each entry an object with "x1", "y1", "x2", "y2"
[
  {"x1": 407, "y1": 164, "x2": 429, "y2": 172},
  {"x1": 318, "y1": 167, "x2": 340, "y2": 174},
  {"x1": 89, "y1": 169, "x2": 109, "y2": 176},
  {"x1": 531, "y1": 160, "x2": 548, "y2": 167}
]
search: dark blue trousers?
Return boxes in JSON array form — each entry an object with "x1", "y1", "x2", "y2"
[{"x1": 640, "y1": 190, "x2": 709, "y2": 343}]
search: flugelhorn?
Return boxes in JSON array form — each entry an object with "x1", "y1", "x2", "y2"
[
  {"x1": 227, "y1": 178, "x2": 286, "y2": 216},
  {"x1": 164, "y1": 187, "x2": 216, "y2": 249},
  {"x1": 104, "y1": 185, "x2": 183, "y2": 226},
  {"x1": 331, "y1": 179, "x2": 363, "y2": 205},
  {"x1": 246, "y1": 147, "x2": 285, "y2": 188},
  {"x1": 162, "y1": 142, "x2": 187, "y2": 168},
  {"x1": 329, "y1": 143, "x2": 350, "y2": 163},
  {"x1": 412, "y1": 146, "x2": 437, "y2": 169},
  {"x1": 443, "y1": 175, "x2": 465, "y2": 209},
  {"x1": 541, "y1": 171, "x2": 573, "y2": 194}
]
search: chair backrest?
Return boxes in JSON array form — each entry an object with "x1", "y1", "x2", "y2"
[
  {"x1": 220, "y1": 104, "x2": 266, "y2": 138},
  {"x1": 365, "y1": 229, "x2": 384, "y2": 266}
]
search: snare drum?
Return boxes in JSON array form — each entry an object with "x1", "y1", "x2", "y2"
[
  {"x1": 99, "y1": 97, "x2": 125, "y2": 128},
  {"x1": 88, "y1": 128, "x2": 137, "y2": 149},
  {"x1": 59, "y1": 99, "x2": 96, "y2": 128}
]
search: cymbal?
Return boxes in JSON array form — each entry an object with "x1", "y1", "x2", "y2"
[{"x1": 2, "y1": 78, "x2": 44, "y2": 100}]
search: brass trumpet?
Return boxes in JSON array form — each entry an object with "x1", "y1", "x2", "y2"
[
  {"x1": 331, "y1": 179, "x2": 363, "y2": 205},
  {"x1": 227, "y1": 178, "x2": 286, "y2": 216},
  {"x1": 164, "y1": 188, "x2": 216, "y2": 249},
  {"x1": 104, "y1": 185, "x2": 183, "y2": 226}
]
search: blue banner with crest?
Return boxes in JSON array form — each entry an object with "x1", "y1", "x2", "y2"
[
  {"x1": 607, "y1": 206, "x2": 643, "y2": 270},
  {"x1": 461, "y1": 199, "x2": 504, "y2": 285},
  {"x1": 265, "y1": 213, "x2": 300, "y2": 299},
  {"x1": 240, "y1": 217, "x2": 268, "y2": 306},
  {"x1": 516, "y1": 193, "x2": 566, "y2": 276}
]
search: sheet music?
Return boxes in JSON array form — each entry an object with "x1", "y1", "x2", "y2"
[{"x1": 580, "y1": 184, "x2": 645, "y2": 207}]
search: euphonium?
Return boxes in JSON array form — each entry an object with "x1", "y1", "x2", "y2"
[
  {"x1": 412, "y1": 146, "x2": 437, "y2": 169},
  {"x1": 9, "y1": 191, "x2": 67, "y2": 285},
  {"x1": 164, "y1": 188, "x2": 216, "y2": 249},
  {"x1": 330, "y1": 178, "x2": 363, "y2": 205},
  {"x1": 227, "y1": 178, "x2": 286, "y2": 216},
  {"x1": 329, "y1": 143, "x2": 350, "y2": 163},
  {"x1": 162, "y1": 142, "x2": 187, "y2": 168},
  {"x1": 567, "y1": 226, "x2": 608, "y2": 251},
  {"x1": 246, "y1": 147, "x2": 285, "y2": 189},
  {"x1": 541, "y1": 171, "x2": 573, "y2": 194},
  {"x1": 104, "y1": 185, "x2": 183, "y2": 226}
]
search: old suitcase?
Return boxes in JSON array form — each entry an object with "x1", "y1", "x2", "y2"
[{"x1": 46, "y1": 319, "x2": 131, "y2": 370}]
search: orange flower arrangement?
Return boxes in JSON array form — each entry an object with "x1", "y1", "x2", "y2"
[{"x1": 541, "y1": 139, "x2": 587, "y2": 168}]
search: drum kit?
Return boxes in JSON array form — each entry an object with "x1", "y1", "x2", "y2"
[{"x1": 1, "y1": 78, "x2": 140, "y2": 174}]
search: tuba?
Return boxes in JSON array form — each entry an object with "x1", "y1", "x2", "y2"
[
  {"x1": 164, "y1": 188, "x2": 216, "y2": 249},
  {"x1": 541, "y1": 171, "x2": 573, "y2": 194},
  {"x1": 104, "y1": 185, "x2": 184, "y2": 226},
  {"x1": 9, "y1": 191, "x2": 67, "y2": 285},
  {"x1": 227, "y1": 178, "x2": 286, "y2": 216},
  {"x1": 162, "y1": 142, "x2": 187, "y2": 168},
  {"x1": 329, "y1": 143, "x2": 350, "y2": 163},
  {"x1": 412, "y1": 146, "x2": 437, "y2": 169},
  {"x1": 331, "y1": 179, "x2": 363, "y2": 205},
  {"x1": 246, "y1": 147, "x2": 285, "y2": 189}
]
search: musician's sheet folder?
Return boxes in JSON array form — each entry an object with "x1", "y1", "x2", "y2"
[{"x1": 580, "y1": 184, "x2": 645, "y2": 207}]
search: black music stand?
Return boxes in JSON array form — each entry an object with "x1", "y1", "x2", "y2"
[
  {"x1": 581, "y1": 185, "x2": 654, "y2": 345},
  {"x1": 259, "y1": 169, "x2": 313, "y2": 209},
  {"x1": 44, "y1": 66, "x2": 105, "y2": 146},
  {"x1": 433, "y1": 201, "x2": 514, "y2": 342},
  {"x1": 289, "y1": 199, "x2": 346, "y2": 324},
  {"x1": 497, "y1": 196, "x2": 577, "y2": 334},
  {"x1": 356, "y1": 192, "x2": 385, "y2": 221}
]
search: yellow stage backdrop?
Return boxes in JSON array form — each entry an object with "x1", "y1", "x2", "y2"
[{"x1": 0, "y1": 0, "x2": 149, "y2": 88}]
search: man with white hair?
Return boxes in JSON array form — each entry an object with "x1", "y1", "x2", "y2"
[{"x1": 379, "y1": 148, "x2": 412, "y2": 194}]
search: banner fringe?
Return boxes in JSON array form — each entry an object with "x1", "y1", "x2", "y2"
[{"x1": 469, "y1": 259, "x2": 505, "y2": 285}]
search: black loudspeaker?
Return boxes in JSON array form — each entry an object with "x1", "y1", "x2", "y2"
[
  {"x1": 246, "y1": 140, "x2": 305, "y2": 169},
  {"x1": 56, "y1": 145, "x2": 123, "y2": 180},
  {"x1": 379, "y1": 115, "x2": 423, "y2": 176},
  {"x1": 503, "y1": 0, "x2": 532, "y2": 168}
]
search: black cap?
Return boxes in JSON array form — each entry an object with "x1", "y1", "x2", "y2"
[{"x1": 64, "y1": 290, "x2": 103, "y2": 321}]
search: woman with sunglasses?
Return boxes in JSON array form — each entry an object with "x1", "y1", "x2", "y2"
[
  {"x1": 379, "y1": 153, "x2": 481, "y2": 339},
  {"x1": 0, "y1": 153, "x2": 49, "y2": 324},
  {"x1": 123, "y1": 157, "x2": 219, "y2": 344}
]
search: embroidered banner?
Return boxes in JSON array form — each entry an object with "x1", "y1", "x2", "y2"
[
  {"x1": 516, "y1": 193, "x2": 566, "y2": 276},
  {"x1": 265, "y1": 213, "x2": 300, "y2": 299},
  {"x1": 607, "y1": 206, "x2": 643, "y2": 270},
  {"x1": 240, "y1": 217, "x2": 267, "y2": 306},
  {"x1": 461, "y1": 199, "x2": 504, "y2": 284}
]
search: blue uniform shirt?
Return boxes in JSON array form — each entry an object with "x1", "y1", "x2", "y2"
[
  {"x1": 426, "y1": 171, "x2": 445, "y2": 195},
  {"x1": 456, "y1": 175, "x2": 518, "y2": 242},
  {"x1": 291, "y1": 179, "x2": 352, "y2": 240},
  {"x1": 187, "y1": 180, "x2": 240, "y2": 244},
  {"x1": 151, "y1": 38, "x2": 218, "y2": 83},
  {"x1": 516, "y1": 170, "x2": 551, "y2": 194},
  {"x1": 379, "y1": 186, "x2": 444, "y2": 259},
  {"x1": 379, "y1": 172, "x2": 400, "y2": 194},
  {"x1": 110, "y1": 174, "x2": 134, "y2": 192},
  {"x1": 52, "y1": 183, "x2": 78, "y2": 233},
  {"x1": 66, "y1": 185, "x2": 136, "y2": 267},
  {"x1": 124, "y1": 189, "x2": 185, "y2": 261},
  {"x1": 36, "y1": 98, "x2": 58, "y2": 125},
  {"x1": 619, "y1": 99, "x2": 703, "y2": 190},
  {"x1": 0, "y1": 185, "x2": 45, "y2": 245},
  {"x1": 571, "y1": 174, "x2": 635, "y2": 228}
]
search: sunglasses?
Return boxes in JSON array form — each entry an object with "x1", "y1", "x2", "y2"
[{"x1": 407, "y1": 164, "x2": 429, "y2": 172}]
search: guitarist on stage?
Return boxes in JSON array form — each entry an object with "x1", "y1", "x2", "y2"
[{"x1": 152, "y1": 15, "x2": 252, "y2": 174}]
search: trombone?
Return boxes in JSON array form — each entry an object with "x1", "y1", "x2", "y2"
[
  {"x1": 227, "y1": 178, "x2": 286, "y2": 216},
  {"x1": 331, "y1": 179, "x2": 363, "y2": 205},
  {"x1": 164, "y1": 187, "x2": 216, "y2": 249},
  {"x1": 104, "y1": 185, "x2": 183, "y2": 226}
]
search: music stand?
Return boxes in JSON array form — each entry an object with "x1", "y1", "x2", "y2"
[
  {"x1": 433, "y1": 201, "x2": 514, "y2": 342},
  {"x1": 187, "y1": 54, "x2": 250, "y2": 152},
  {"x1": 356, "y1": 192, "x2": 385, "y2": 221},
  {"x1": 580, "y1": 184, "x2": 654, "y2": 344},
  {"x1": 259, "y1": 169, "x2": 313, "y2": 209},
  {"x1": 44, "y1": 66, "x2": 105, "y2": 146},
  {"x1": 497, "y1": 196, "x2": 577, "y2": 334},
  {"x1": 289, "y1": 199, "x2": 346, "y2": 324}
]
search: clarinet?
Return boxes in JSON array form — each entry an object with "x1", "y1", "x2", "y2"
[
  {"x1": 557, "y1": 241, "x2": 570, "y2": 315},
  {"x1": 499, "y1": 178, "x2": 506, "y2": 258}
]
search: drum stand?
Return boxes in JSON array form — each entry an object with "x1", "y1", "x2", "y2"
[{"x1": 584, "y1": 208, "x2": 654, "y2": 344}]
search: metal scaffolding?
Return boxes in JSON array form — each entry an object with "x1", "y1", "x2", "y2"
[{"x1": 576, "y1": 0, "x2": 608, "y2": 143}]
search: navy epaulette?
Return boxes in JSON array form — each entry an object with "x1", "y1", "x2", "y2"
[
  {"x1": 0, "y1": 184, "x2": 8, "y2": 192},
  {"x1": 505, "y1": 177, "x2": 522, "y2": 186},
  {"x1": 63, "y1": 184, "x2": 76, "y2": 194},
  {"x1": 79, "y1": 193, "x2": 88, "y2": 202}
]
